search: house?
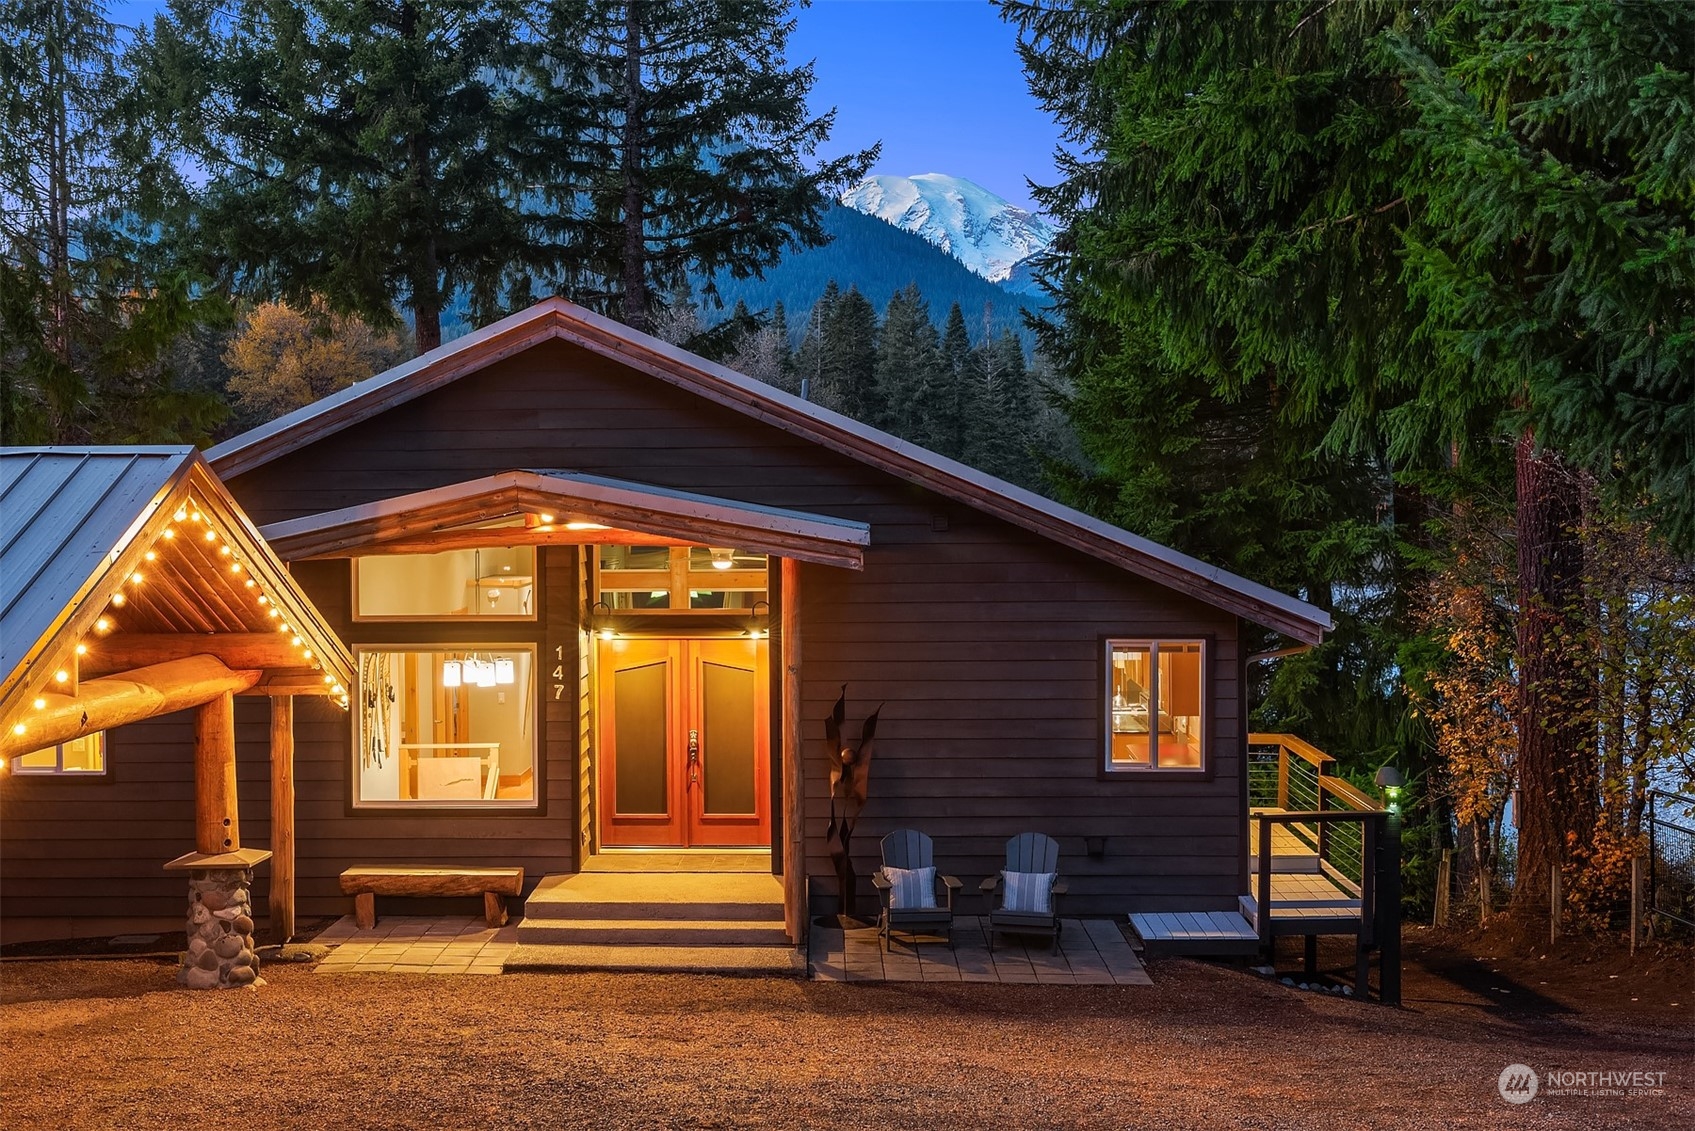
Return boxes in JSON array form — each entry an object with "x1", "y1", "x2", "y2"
[{"x1": 2, "y1": 298, "x2": 1340, "y2": 952}]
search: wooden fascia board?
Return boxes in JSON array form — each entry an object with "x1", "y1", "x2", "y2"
[
  {"x1": 545, "y1": 320, "x2": 1329, "y2": 643},
  {"x1": 0, "y1": 453, "x2": 199, "y2": 725},
  {"x1": 210, "y1": 304, "x2": 1328, "y2": 640},
  {"x1": 262, "y1": 471, "x2": 868, "y2": 571},
  {"x1": 185, "y1": 463, "x2": 355, "y2": 692}
]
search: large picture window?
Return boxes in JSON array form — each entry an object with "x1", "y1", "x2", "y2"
[
  {"x1": 1106, "y1": 640, "x2": 1205, "y2": 772},
  {"x1": 353, "y1": 548, "x2": 535, "y2": 621},
  {"x1": 354, "y1": 647, "x2": 537, "y2": 807}
]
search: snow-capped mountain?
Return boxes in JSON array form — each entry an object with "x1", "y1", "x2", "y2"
[{"x1": 839, "y1": 173, "x2": 1054, "y2": 285}]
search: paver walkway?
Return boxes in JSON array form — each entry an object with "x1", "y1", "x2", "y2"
[
  {"x1": 312, "y1": 915, "x2": 517, "y2": 975},
  {"x1": 810, "y1": 915, "x2": 1153, "y2": 985}
]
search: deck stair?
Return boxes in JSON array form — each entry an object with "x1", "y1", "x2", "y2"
[{"x1": 508, "y1": 868, "x2": 800, "y2": 976}]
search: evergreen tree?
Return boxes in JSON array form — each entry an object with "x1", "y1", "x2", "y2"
[
  {"x1": 813, "y1": 285, "x2": 876, "y2": 420},
  {"x1": 872, "y1": 283, "x2": 942, "y2": 439},
  {"x1": 1, "y1": 0, "x2": 225, "y2": 443},
  {"x1": 791, "y1": 280, "x2": 840, "y2": 403},
  {"x1": 965, "y1": 329, "x2": 1037, "y2": 484},
  {"x1": 138, "y1": 0, "x2": 535, "y2": 354},
  {"x1": 933, "y1": 302, "x2": 977, "y2": 460},
  {"x1": 527, "y1": 0, "x2": 875, "y2": 334}
]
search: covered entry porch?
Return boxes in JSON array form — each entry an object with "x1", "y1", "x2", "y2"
[{"x1": 260, "y1": 468, "x2": 871, "y2": 944}]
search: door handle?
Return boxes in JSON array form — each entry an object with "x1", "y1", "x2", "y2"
[{"x1": 688, "y1": 729, "x2": 699, "y2": 785}]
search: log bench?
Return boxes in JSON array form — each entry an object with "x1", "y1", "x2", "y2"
[{"x1": 338, "y1": 865, "x2": 525, "y2": 929}]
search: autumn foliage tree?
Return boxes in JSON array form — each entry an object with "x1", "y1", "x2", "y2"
[{"x1": 223, "y1": 301, "x2": 409, "y2": 427}]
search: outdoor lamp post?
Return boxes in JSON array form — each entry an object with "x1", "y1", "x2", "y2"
[{"x1": 1372, "y1": 764, "x2": 1405, "y2": 1006}]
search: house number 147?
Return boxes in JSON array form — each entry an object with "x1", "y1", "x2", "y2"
[{"x1": 553, "y1": 645, "x2": 567, "y2": 700}]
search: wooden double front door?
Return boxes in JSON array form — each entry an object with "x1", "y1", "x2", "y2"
[{"x1": 597, "y1": 637, "x2": 770, "y2": 847}]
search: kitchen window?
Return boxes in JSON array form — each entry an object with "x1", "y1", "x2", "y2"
[{"x1": 1106, "y1": 640, "x2": 1205, "y2": 772}]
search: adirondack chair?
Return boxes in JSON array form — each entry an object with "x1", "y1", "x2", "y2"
[
  {"x1": 872, "y1": 829, "x2": 963, "y2": 951},
  {"x1": 979, "y1": 832, "x2": 1068, "y2": 953}
]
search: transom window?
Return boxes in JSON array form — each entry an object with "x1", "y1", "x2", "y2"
[
  {"x1": 595, "y1": 545, "x2": 767, "y2": 612},
  {"x1": 1106, "y1": 640, "x2": 1205, "y2": 772},
  {"x1": 353, "y1": 547, "x2": 536, "y2": 621},
  {"x1": 353, "y1": 647, "x2": 537, "y2": 808},
  {"x1": 11, "y1": 732, "x2": 105, "y2": 775}
]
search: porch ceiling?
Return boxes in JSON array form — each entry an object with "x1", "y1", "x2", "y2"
[
  {"x1": 258, "y1": 469, "x2": 871, "y2": 570},
  {"x1": 0, "y1": 447, "x2": 354, "y2": 743}
]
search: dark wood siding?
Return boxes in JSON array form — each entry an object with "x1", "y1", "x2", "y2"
[{"x1": 1, "y1": 337, "x2": 1245, "y2": 933}]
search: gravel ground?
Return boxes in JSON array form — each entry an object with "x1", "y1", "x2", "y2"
[{"x1": 0, "y1": 951, "x2": 1688, "y2": 1130}]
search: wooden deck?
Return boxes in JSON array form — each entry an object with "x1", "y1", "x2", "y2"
[
  {"x1": 811, "y1": 916, "x2": 1152, "y2": 985},
  {"x1": 1125, "y1": 910, "x2": 1260, "y2": 956},
  {"x1": 1131, "y1": 873, "x2": 1362, "y2": 954}
]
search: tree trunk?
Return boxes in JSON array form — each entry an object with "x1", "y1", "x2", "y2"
[
  {"x1": 619, "y1": 1, "x2": 649, "y2": 334},
  {"x1": 400, "y1": 2, "x2": 441, "y2": 357},
  {"x1": 1511, "y1": 430, "x2": 1595, "y2": 910}
]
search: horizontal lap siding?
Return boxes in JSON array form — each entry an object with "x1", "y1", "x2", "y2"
[{"x1": 2, "y1": 338, "x2": 1246, "y2": 935}]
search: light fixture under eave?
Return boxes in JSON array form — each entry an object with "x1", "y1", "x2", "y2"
[
  {"x1": 746, "y1": 599, "x2": 771, "y2": 640},
  {"x1": 566, "y1": 521, "x2": 608, "y2": 532},
  {"x1": 709, "y1": 547, "x2": 736, "y2": 570}
]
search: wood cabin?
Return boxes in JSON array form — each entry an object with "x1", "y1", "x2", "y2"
[{"x1": 2, "y1": 299, "x2": 1347, "y2": 955}]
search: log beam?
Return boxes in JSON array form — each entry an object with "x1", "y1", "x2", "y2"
[
  {"x1": 781, "y1": 556, "x2": 806, "y2": 945},
  {"x1": 81, "y1": 634, "x2": 305, "y2": 677},
  {"x1": 0, "y1": 655, "x2": 261, "y2": 761},
  {"x1": 269, "y1": 696, "x2": 296, "y2": 942},
  {"x1": 195, "y1": 691, "x2": 240, "y2": 855}
]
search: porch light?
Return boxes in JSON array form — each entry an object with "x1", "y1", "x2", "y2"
[
  {"x1": 590, "y1": 600, "x2": 616, "y2": 640},
  {"x1": 709, "y1": 547, "x2": 736, "y2": 570},
  {"x1": 746, "y1": 600, "x2": 771, "y2": 639},
  {"x1": 442, "y1": 660, "x2": 463, "y2": 688},
  {"x1": 566, "y1": 521, "x2": 607, "y2": 531}
]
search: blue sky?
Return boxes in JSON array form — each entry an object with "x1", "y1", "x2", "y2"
[
  {"x1": 107, "y1": 0, "x2": 1059, "y2": 215},
  {"x1": 792, "y1": 1, "x2": 1058, "y2": 213}
]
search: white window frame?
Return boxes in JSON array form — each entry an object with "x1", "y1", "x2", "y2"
[
  {"x1": 351, "y1": 643, "x2": 540, "y2": 810},
  {"x1": 10, "y1": 732, "x2": 107, "y2": 776},
  {"x1": 1104, "y1": 638, "x2": 1207, "y2": 773}
]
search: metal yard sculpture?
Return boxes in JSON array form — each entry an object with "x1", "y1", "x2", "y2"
[{"x1": 824, "y1": 688, "x2": 881, "y2": 922}]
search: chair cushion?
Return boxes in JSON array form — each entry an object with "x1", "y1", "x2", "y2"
[
  {"x1": 884, "y1": 865, "x2": 938, "y2": 909},
  {"x1": 1002, "y1": 870, "x2": 1055, "y2": 915}
]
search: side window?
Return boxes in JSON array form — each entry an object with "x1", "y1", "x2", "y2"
[
  {"x1": 1106, "y1": 640, "x2": 1205, "y2": 771},
  {"x1": 11, "y1": 732, "x2": 106, "y2": 775}
]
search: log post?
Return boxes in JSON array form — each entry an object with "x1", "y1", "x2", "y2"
[
  {"x1": 781, "y1": 557, "x2": 806, "y2": 945},
  {"x1": 195, "y1": 691, "x2": 240, "y2": 855},
  {"x1": 269, "y1": 696, "x2": 295, "y2": 943}
]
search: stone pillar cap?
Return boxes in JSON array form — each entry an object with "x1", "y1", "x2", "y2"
[{"x1": 164, "y1": 848, "x2": 274, "y2": 871}]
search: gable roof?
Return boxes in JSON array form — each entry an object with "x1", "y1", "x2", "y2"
[
  {"x1": 260, "y1": 469, "x2": 871, "y2": 569},
  {"x1": 207, "y1": 298, "x2": 1333, "y2": 644},
  {"x1": 0, "y1": 447, "x2": 354, "y2": 722}
]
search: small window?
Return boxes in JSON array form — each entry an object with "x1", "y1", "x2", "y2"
[
  {"x1": 354, "y1": 648, "x2": 537, "y2": 808},
  {"x1": 1106, "y1": 640, "x2": 1204, "y2": 771},
  {"x1": 595, "y1": 545, "x2": 767, "y2": 612},
  {"x1": 353, "y1": 548, "x2": 535, "y2": 620},
  {"x1": 12, "y1": 732, "x2": 105, "y2": 775}
]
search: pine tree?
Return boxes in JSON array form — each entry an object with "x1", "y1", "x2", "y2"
[
  {"x1": 527, "y1": 0, "x2": 875, "y2": 335},
  {"x1": 1, "y1": 0, "x2": 225, "y2": 443},
  {"x1": 138, "y1": 0, "x2": 535, "y2": 354},
  {"x1": 933, "y1": 302, "x2": 977, "y2": 460},
  {"x1": 872, "y1": 284, "x2": 942, "y2": 439},
  {"x1": 965, "y1": 330, "x2": 1037, "y2": 484},
  {"x1": 791, "y1": 280, "x2": 840, "y2": 403},
  {"x1": 813, "y1": 285, "x2": 876, "y2": 420}
]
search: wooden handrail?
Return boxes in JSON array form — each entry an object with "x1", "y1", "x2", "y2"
[
  {"x1": 1247, "y1": 732, "x2": 1335, "y2": 770},
  {"x1": 1320, "y1": 774, "x2": 1380, "y2": 813},
  {"x1": 1251, "y1": 809, "x2": 1384, "y2": 823}
]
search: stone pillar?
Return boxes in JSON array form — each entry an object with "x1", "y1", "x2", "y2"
[{"x1": 165, "y1": 848, "x2": 271, "y2": 990}]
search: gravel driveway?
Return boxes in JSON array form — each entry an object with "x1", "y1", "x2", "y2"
[{"x1": 1, "y1": 954, "x2": 1687, "y2": 1130}]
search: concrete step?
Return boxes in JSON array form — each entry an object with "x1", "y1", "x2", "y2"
[
  {"x1": 506, "y1": 942, "x2": 804, "y2": 976},
  {"x1": 582, "y1": 851, "x2": 772, "y2": 874},
  {"x1": 515, "y1": 916, "x2": 790, "y2": 947},
  {"x1": 523, "y1": 871, "x2": 783, "y2": 922}
]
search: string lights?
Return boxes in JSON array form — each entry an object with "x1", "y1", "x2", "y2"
[{"x1": 25, "y1": 493, "x2": 353, "y2": 723}]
